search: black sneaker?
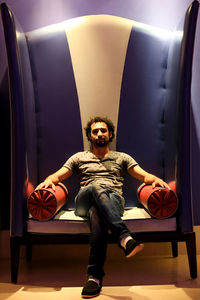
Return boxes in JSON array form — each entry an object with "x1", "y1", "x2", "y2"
[
  {"x1": 81, "y1": 279, "x2": 102, "y2": 298},
  {"x1": 123, "y1": 239, "x2": 144, "y2": 258}
]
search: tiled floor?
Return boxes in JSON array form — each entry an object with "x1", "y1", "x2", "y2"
[{"x1": 0, "y1": 242, "x2": 200, "y2": 300}]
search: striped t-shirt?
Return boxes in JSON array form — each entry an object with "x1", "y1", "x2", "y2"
[{"x1": 64, "y1": 151, "x2": 137, "y2": 198}]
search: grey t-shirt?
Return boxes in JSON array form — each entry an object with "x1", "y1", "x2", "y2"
[{"x1": 64, "y1": 151, "x2": 137, "y2": 198}]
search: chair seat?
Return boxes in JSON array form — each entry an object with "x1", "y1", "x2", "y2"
[{"x1": 27, "y1": 207, "x2": 177, "y2": 234}]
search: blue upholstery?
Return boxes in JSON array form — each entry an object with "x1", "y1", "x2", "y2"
[
  {"x1": 2, "y1": 2, "x2": 198, "y2": 234},
  {"x1": 118, "y1": 26, "x2": 170, "y2": 207},
  {"x1": 1, "y1": 0, "x2": 199, "y2": 282},
  {"x1": 1, "y1": 10, "x2": 33, "y2": 236},
  {"x1": 27, "y1": 28, "x2": 83, "y2": 208},
  {"x1": 2, "y1": 2, "x2": 199, "y2": 233}
]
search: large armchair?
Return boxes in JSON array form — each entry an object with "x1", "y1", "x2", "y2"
[{"x1": 1, "y1": 1, "x2": 199, "y2": 283}]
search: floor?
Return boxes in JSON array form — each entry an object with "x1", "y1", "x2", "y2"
[{"x1": 0, "y1": 241, "x2": 200, "y2": 300}]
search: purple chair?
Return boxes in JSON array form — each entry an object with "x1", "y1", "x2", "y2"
[{"x1": 1, "y1": 1, "x2": 199, "y2": 283}]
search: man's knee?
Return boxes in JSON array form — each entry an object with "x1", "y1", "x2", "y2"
[
  {"x1": 75, "y1": 185, "x2": 107, "y2": 217},
  {"x1": 75, "y1": 185, "x2": 101, "y2": 216},
  {"x1": 75, "y1": 187, "x2": 93, "y2": 217}
]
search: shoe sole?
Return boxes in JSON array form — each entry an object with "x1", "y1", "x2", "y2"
[
  {"x1": 126, "y1": 243, "x2": 144, "y2": 258},
  {"x1": 81, "y1": 293, "x2": 100, "y2": 298}
]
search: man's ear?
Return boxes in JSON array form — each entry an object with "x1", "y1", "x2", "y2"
[{"x1": 109, "y1": 132, "x2": 112, "y2": 140}]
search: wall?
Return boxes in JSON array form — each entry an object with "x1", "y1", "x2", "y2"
[{"x1": 0, "y1": 0, "x2": 199, "y2": 224}]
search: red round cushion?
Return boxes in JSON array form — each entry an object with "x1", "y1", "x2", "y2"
[
  {"x1": 137, "y1": 181, "x2": 178, "y2": 219},
  {"x1": 27, "y1": 183, "x2": 68, "y2": 221}
]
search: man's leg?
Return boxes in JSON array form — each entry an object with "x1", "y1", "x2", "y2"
[
  {"x1": 81, "y1": 206, "x2": 107, "y2": 298},
  {"x1": 75, "y1": 187, "x2": 108, "y2": 281},
  {"x1": 75, "y1": 185, "x2": 144, "y2": 298},
  {"x1": 85, "y1": 185, "x2": 131, "y2": 241},
  {"x1": 75, "y1": 185, "x2": 143, "y2": 255},
  {"x1": 75, "y1": 188, "x2": 108, "y2": 297},
  {"x1": 87, "y1": 206, "x2": 108, "y2": 281},
  {"x1": 91, "y1": 187, "x2": 144, "y2": 257}
]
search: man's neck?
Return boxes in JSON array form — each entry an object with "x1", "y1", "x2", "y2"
[{"x1": 92, "y1": 145, "x2": 110, "y2": 159}]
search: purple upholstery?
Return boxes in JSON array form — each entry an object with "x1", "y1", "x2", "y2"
[
  {"x1": 117, "y1": 27, "x2": 170, "y2": 206},
  {"x1": 1, "y1": 2, "x2": 199, "y2": 236},
  {"x1": 1, "y1": 1, "x2": 199, "y2": 283},
  {"x1": 26, "y1": 28, "x2": 83, "y2": 207}
]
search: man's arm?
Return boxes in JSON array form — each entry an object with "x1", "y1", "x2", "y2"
[
  {"x1": 36, "y1": 167, "x2": 72, "y2": 191},
  {"x1": 128, "y1": 165, "x2": 169, "y2": 189}
]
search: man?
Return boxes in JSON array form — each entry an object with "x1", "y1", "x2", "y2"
[{"x1": 37, "y1": 116, "x2": 169, "y2": 298}]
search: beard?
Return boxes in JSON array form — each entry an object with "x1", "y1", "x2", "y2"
[{"x1": 91, "y1": 138, "x2": 110, "y2": 147}]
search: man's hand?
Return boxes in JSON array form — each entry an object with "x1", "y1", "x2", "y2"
[
  {"x1": 143, "y1": 173, "x2": 169, "y2": 189},
  {"x1": 36, "y1": 167, "x2": 72, "y2": 192},
  {"x1": 36, "y1": 178, "x2": 56, "y2": 191}
]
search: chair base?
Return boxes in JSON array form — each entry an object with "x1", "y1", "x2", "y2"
[{"x1": 10, "y1": 231, "x2": 197, "y2": 283}]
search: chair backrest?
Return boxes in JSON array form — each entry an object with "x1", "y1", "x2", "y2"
[{"x1": 1, "y1": 1, "x2": 199, "y2": 236}]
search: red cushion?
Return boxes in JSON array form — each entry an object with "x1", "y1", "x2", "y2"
[
  {"x1": 27, "y1": 183, "x2": 68, "y2": 221},
  {"x1": 137, "y1": 181, "x2": 178, "y2": 219}
]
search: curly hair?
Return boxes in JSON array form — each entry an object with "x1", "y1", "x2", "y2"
[{"x1": 85, "y1": 116, "x2": 115, "y2": 142}]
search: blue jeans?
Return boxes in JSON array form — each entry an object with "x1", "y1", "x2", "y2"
[{"x1": 75, "y1": 184, "x2": 131, "y2": 281}]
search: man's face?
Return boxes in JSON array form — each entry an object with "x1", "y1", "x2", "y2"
[{"x1": 89, "y1": 122, "x2": 112, "y2": 147}]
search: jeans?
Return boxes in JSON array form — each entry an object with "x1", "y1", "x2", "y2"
[{"x1": 75, "y1": 184, "x2": 131, "y2": 281}]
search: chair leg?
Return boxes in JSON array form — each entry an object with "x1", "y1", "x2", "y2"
[
  {"x1": 171, "y1": 241, "x2": 178, "y2": 257},
  {"x1": 10, "y1": 236, "x2": 20, "y2": 283},
  {"x1": 186, "y1": 232, "x2": 197, "y2": 279}
]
